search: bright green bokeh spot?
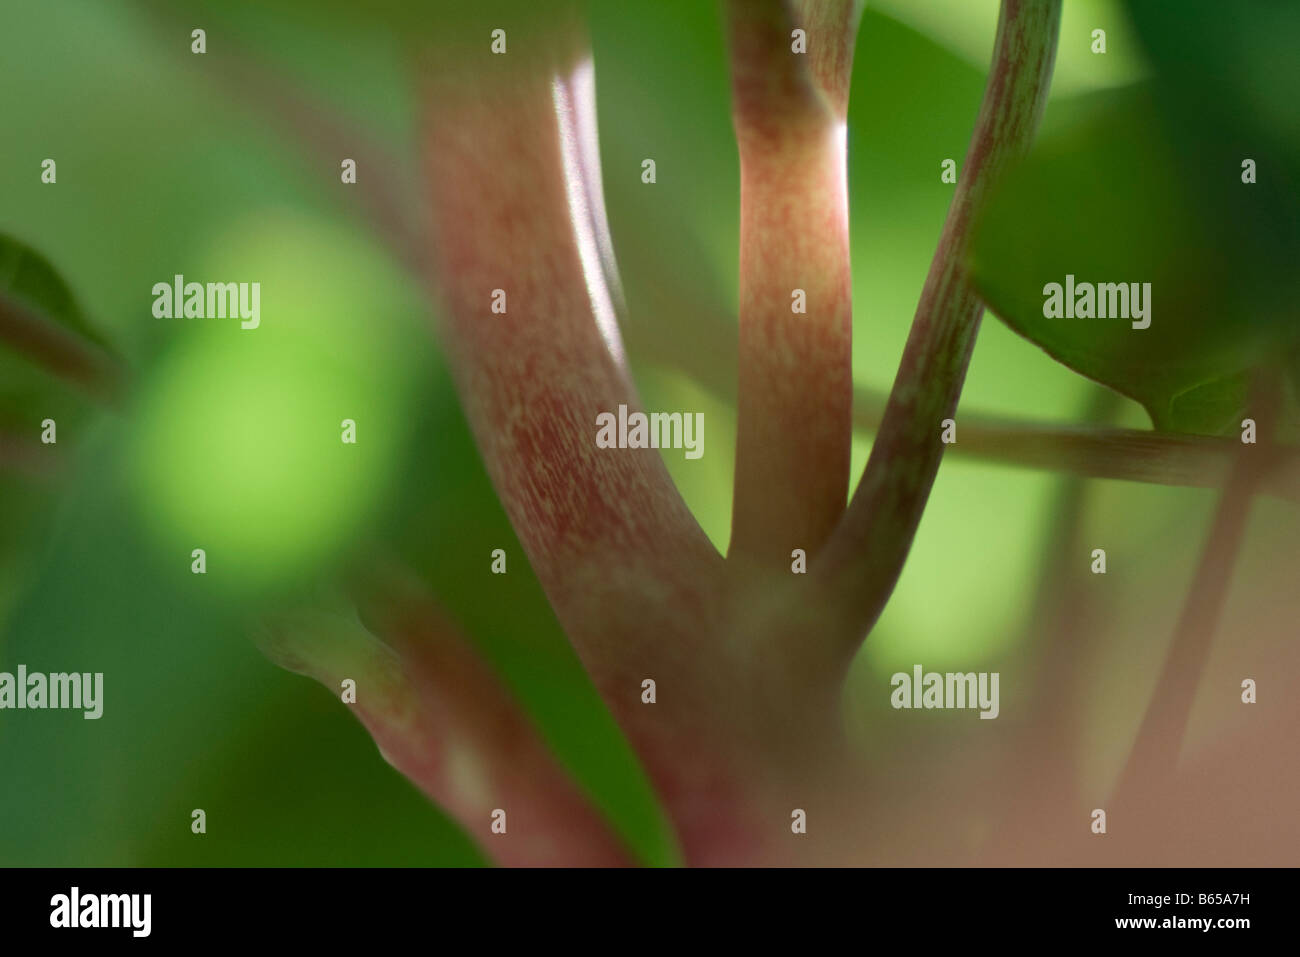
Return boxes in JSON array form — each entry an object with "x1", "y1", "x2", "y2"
[{"x1": 129, "y1": 213, "x2": 426, "y2": 587}]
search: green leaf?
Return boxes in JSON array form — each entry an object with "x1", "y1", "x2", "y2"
[
  {"x1": 1121, "y1": 0, "x2": 1300, "y2": 344},
  {"x1": 1123, "y1": 0, "x2": 1300, "y2": 180},
  {"x1": 0, "y1": 235, "x2": 115, "y2": 616},
  {"x1": 967, "y1": 89, "x2": 1297, "y2": 435},
  {"x1": 0, "y1": 234, "x2": 101, "y2": 345}
]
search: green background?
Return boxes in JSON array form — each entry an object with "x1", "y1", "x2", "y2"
[{"x1": 0, "y1": 0, "x2": 1287, "y2": 865}]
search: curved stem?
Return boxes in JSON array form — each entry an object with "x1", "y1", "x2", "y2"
[
  {"x1": 420, "y1": 25, "x2": 782, "y2": 865},
  {"x1": 257, "y1": 575, "x2": 631, "y2": 867},
  {"x1": 420, "y1": 27, "x2": 726, "y2": 687},
  {"x1": 814, "y1": 0, "x2": 1063, "y2": 654}
]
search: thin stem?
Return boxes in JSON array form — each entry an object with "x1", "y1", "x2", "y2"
[
  {"x1": 1110, "y1": 462, "x2": 1257, "y2": 801},
  {"x1": 814, "y1": 0, "x2": 1063, "y2": 654},
  {"x1": 1113, "y1": 381, "x2": 1280, "y2": 806},
  {"x1": 724, "y1": 0, "x2": 863, "y2": 569},
  {"x1": 866, "y1": 393, "x2": 1300, "y2": 503}
]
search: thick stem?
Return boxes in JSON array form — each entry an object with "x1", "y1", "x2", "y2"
[
  {"x1": 724, "y1": 0, "x2": 863, "y2": 569},
  {"x1": 814, "y1": 0, "x2": 1063, "y2": 657},
  {"x1": 167, "y1": 9, "x2": 788, "y2": 864},
  {"x1": 420, "y1": 25, "x2": 783, "y2": 864},
  {"x1": 421, "y1": 30, "x2": 725, "y2": 684}
]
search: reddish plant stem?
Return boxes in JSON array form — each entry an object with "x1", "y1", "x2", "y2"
[
  {"x1": 421, "y1": 40, "x2": 724, "y2": 670},
  {"x1": 814, "y1": 0, "x2": 1063, "y2": 660},
  {"x1": 258, "y1": 581, "x2": 630, "y2": 867},
  {"x1": 420, "y1": 28, "x2": 790, "y2": 864},
  {"x1": 724, "y1": 0, "x2": 862, "y2": 569}
]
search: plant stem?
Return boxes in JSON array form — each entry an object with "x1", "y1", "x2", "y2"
[
  {"x1": 420, "y1": 24, "x2": 793, "y2": 864},
  {"x1": 257, "y1": 576, "x2": 631, "y2": 867},
  {"x1": 724, "y1": 0, "x2": 863, "y2": 569},
  {"x1": 1110, "y1": 463, "x2": 1257, "y2": 802},
  {"x1": 865, "y1": 395, "x2": 1300, "y2": 502},
  {"x1": 815, "y1": 0, "x2": 1063, "y2": 654},
  {"x1": 1112, "y1": 380, "x2": 1280, "y2": 806},
  {"x1": 421, "y1": 28, "x2": 725, "y2": 678}
]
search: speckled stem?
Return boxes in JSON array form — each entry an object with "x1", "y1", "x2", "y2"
[
  {"x1": 724, "y1": 0, "x2": 863, "y2": 570},
  {"x1": 815, "y1": 0, "x2": 1063, "y2": 660}
]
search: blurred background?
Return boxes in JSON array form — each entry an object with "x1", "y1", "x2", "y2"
[{"x1": 1, "y1": 0, "x2": 1295, "y2": 866}]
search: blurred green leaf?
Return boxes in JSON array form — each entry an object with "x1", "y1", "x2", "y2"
[
  {"x1": 1123, "y1": 0, "x2": 1300, "y2": 177},
  {"x1": 0, "y1": 233, "x2": 102, "y2": 346},
  {"x1": 970, "y1": 1, "x2": 1300, "y2": 436},
  {"x1": 0, "y1": 234, "x2": 114, "y2": 621},
  {"x1": 967, "y1": 90, "x2": 1297, "y2": 434},
  {"x1": 1123, "y1": 0, "x2": 1300, "y2": 338},
  {"x1": 0, "y1": 233, "x2": 116, "y2": 429}
]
